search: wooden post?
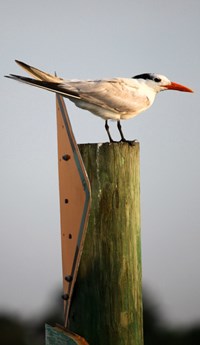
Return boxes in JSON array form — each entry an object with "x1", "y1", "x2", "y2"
[{"x1": 69, "y1": 142, "x2": 143, "y2": 345}]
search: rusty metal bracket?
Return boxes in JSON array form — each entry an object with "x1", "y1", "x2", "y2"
[{"x1": 56, "y1": 94, "x2": 91, "y2": 328}]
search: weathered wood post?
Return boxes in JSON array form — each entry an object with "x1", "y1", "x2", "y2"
[{"x1": 69, "y1": 142, "x2": 143, "y2": 345}]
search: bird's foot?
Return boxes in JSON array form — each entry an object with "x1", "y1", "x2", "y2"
[
  {"x1": 120, "y1": 138, "x2": 137, "y2": 146},
  {"x1": 109, "y1": 140, "x2": 119, "y2": 144}
]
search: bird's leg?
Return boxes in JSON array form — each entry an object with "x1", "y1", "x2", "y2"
[
  {"x1": 117, "y1": 120, "x2": 136, "y2": 146},
  {"x1": 117, "y1": 120, "x2": 126, "y2": 142},
  {"x1": 105, "y1": 120, "x2": 116, "y2": 143}
]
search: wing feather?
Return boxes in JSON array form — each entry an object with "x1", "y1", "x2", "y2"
[{"x1": 66, "y1": 78, "x2": 150, "y2": 115}]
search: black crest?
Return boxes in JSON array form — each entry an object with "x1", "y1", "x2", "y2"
[{"x1": 133, "y1": 73, "x2": 161, "y2": 83}]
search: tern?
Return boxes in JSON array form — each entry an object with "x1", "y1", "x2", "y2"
[{"x1": 5, "y1": 60, "x2": 193, "y2": 142}]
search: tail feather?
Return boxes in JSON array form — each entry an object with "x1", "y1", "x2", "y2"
[
  {"x1": 15, "y1": 60, "x2": 63, "y2": 83},
  {"x1": 5, "y1": 74, "x2": 80, "y2": 100}
]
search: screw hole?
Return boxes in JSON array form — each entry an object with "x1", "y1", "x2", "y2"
[
  {"x1": 62, "y1": 154, "x2": 70, "y2": 161},
  {"x1": 62, "y1": 294, "x2": 69, "y2": 300}
]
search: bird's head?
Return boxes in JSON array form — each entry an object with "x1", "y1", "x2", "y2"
[{"x1": 133, "y1": 73, "x2": 193, "y2": 93}]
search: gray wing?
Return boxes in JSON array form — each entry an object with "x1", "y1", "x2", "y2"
[{"x1": 62, "y1": 78, "x2": 150, "y2": 115}]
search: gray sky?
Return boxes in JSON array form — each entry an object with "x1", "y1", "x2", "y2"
[{"x1": 1, "y1": 0, "x2": 200, "y2": 326}]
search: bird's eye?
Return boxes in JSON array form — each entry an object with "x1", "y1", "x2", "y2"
[{"x1": 154, "y1": 77, "x2": 161, "y2": 83}]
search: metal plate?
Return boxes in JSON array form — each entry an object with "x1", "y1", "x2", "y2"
[{"x1": 56, "y1": 95, "x2": 91, "y2": 327}]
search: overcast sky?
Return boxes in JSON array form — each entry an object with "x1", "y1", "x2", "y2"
[{"x1": 1, "y1": 0, "x2": 200, "y2": 327}]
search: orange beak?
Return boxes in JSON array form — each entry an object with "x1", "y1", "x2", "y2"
[{"x1": 166, "y1": 81, "x2": 193, "y2": 93}]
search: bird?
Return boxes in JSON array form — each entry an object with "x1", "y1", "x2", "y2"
[{"x1": 5, "y1": 60, "x2": 193, "y2": 143}]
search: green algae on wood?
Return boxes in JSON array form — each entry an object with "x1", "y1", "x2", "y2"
[{"x1": 69, "y1": 142, "x2": 143, "y2": 345}]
